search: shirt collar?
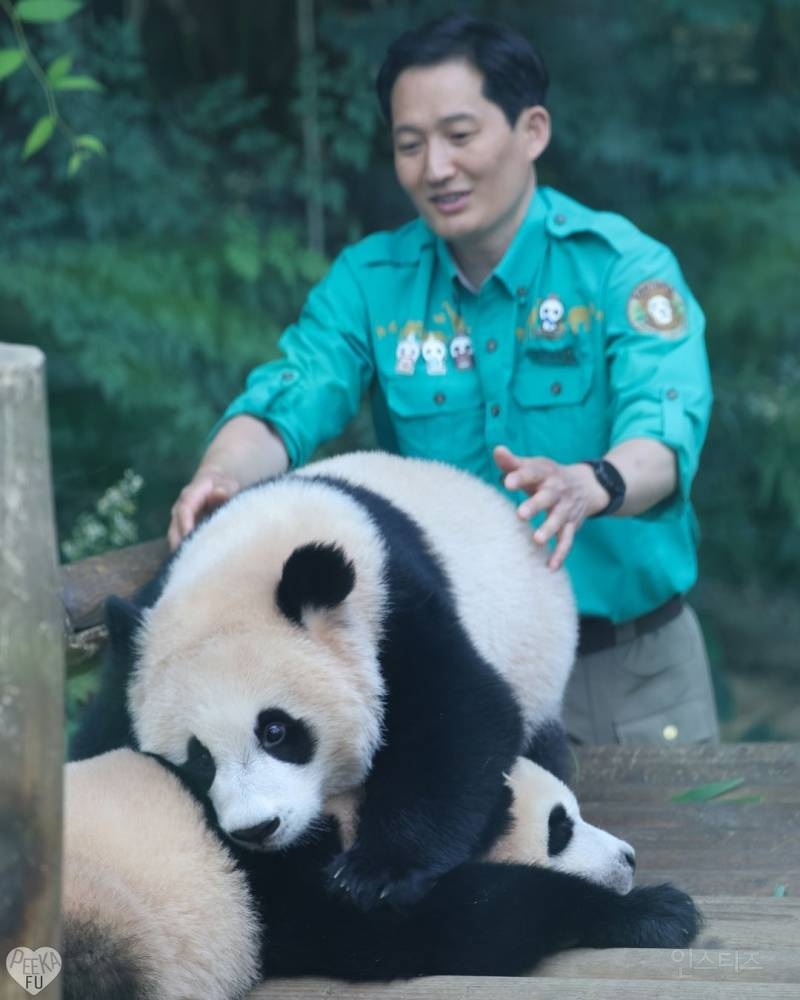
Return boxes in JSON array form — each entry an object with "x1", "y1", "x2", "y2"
[
  {"x1": 493, "y1": 188, "x2": 549, "y2": 296},
  {"x1": 431, "y1": 187, "x2": 550, "y2": 297}
]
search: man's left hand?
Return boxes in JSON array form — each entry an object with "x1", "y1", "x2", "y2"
[{"x1": 493, "y1": 445, "x2": 609, "y2": 570}]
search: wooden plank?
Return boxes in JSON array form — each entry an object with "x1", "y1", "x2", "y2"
[
  {"x1": 573, "y1": 743, "x2": 800, "y2": 791},
  {"x1": 0, "y1": 344, "x2": 63, "y2": 996},
  {"x1": 61, "y1": 537, "x2": 168, "y2": 632},
  {"x1": 693, "y1": 897, "x2": 800, "y2": 951},
  {"x1": 250, "y1": 975, "x2": 800, "y2": 998},
  {"x1": 628, "y1": 870, "x2": 797, "y2": 898},
  {"x1": 536, "y1": 947, "x2": 798, "y2": 983}
]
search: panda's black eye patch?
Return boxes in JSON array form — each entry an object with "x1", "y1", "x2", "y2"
[
  {"x1": 256, "y1": 709, "x2": 316, "y2": 765},
  {"x1": 547, "y1": 803, "x2": 574, "y2": 856},
  {"x1": 181, "y1": 736, "x2": 216, "y2": 795}
]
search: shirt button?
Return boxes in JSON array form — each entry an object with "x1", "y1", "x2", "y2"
[
  {"x1": 281, "y1": 371, "x2": 295, "y2": 382},
  {"x1": 490, "y1": 404, "x2": 501, "y2": 417},
  {"x1": 662, "y1": 724, "x2": 679, "y2": 741},
  {"x1": 433, "y1": 392, "x2": 446, "y2": 405},
  {"x1": 554, "y1": 213, "x2": 567, "y2": 225},
  {"x1": 666, "y1": 388, "x2": 679, "y2": 400},
  {"x1": 550, "y1": 382, "x2": 562, "y2": 396},
  {"x1": 486, "y1": 339, "x2": 498, "y2": 353},
  {"x1": 516, "y1": 286, "x2": 527, "y2": 299}
]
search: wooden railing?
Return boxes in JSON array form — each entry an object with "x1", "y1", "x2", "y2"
[{"x1": 61, "y1": 538, "x2": 167, "y2": 667}]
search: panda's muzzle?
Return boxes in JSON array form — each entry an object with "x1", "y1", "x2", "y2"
[{"x1": 230, "y1": 817, "x2": 281, "y2": 848}]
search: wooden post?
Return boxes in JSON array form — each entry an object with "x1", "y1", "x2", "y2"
[{"x1": 0, "y1": 345, "x2": 63, "y2": 999}]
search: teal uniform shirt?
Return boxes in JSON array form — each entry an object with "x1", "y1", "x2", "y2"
[{"x1": 220, "y1": 187, "x2": 712, "y2": 622}]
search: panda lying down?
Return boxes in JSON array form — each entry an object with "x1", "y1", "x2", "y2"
[{"x1": 63, "y1": 749, "x2": 700, "y2": 999}]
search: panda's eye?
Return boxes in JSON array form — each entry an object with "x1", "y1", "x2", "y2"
[
  {"x1": 264, "y1": 722, "x2": 286, "y2": 746},
  {"x1": 256, "y1": 708, "x2": 316, "y2": 764},
  {"x1": 547, "y1": 803, "x2": 575, "y2": 856}
]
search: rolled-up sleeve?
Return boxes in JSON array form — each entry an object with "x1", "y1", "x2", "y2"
[
  {"x1": 215, "y1": 248, "x2": 374, "y2": 467},
  {"x1": 603, "y1": 241, "x2": 712, "y2": 508}
]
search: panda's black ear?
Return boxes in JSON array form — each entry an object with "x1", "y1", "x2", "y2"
[{"x1": 276, "y1": 543, "x2": 356, "y2": 626}]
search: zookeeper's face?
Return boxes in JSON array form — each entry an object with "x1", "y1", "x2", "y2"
[{"x1": 390, "y1": 59, "x2": 550, "y2": 257}]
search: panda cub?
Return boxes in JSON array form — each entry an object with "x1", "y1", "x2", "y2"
[
  {"x1": 126, "y1": 451, "x2": 578, "y2": 909},
  {"x1": 63, "y1": 749, "x2": 700, "y2": 999}
]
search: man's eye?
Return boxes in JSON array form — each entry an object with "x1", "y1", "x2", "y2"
[
  {"x1": 450, "y1": 132, "x2": 473, "y2": 143},
  {"x1": 397, "y1": 142, "x2": 422, "y2": 155}
]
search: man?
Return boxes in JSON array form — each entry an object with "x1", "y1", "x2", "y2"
[{"x1": 169, "y1": 13, "x2": 717, "y2": 745}]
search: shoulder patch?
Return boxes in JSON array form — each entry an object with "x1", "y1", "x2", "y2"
[{"x1": 626, "y1": 280, "x2": 687, "y2": 337}]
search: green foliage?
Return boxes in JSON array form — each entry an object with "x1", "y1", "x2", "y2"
[
  {"x1": 0, "y1": 0, "x2": 104, "y2": 168},
  {"x1": 0, "y1": 15, "x2": 331, "y2": 538},
  {"x1": 61, "y1": 468, "x2": 143, "y2": 562}
]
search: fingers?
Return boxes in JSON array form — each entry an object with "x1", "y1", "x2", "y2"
[
  {"x1": 505, "y1": 459, "x2": 597, "y2": 570},
  {"x1": 167, "y1": 475, "x2": 238, "y2": 551},
  {"x1": 492, "y1": 444, "x2": 523, "y2": 476}
]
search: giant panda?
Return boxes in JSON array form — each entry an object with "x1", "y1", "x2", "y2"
[
  {"x1": 124, "y1": 451, "x2": 578, "y2": 910},
  {"x1": 63, "y1": 748, "x2": 700, "y2": 999}
]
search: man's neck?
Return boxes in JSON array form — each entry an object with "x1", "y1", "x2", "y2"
[{"x1": 448, "y1": 178, "x2": 537, "y2": 290}]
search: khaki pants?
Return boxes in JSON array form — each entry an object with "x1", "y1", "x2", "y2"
[{"x1": 563, "y1": 604, "x2": 720, "y2": 745}]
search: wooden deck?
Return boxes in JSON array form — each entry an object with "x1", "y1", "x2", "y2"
[{"x1": 251, "y1": 743, "x2": 799, "y2": 999}]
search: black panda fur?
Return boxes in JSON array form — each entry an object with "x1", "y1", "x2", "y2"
[
  {"x1": 63, "y1": 748, "x2": 701, "y2": 999},
  {"x1": 77, "y1": 452, "x2": 578, "y2": 911}
]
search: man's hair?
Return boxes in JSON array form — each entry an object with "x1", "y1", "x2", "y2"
[{"x1": 376, "y1": 13, "x2": 548, "y2": 126}]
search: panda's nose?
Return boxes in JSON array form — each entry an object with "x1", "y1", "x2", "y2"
[
  {"x1": 623, "y1": 849, "x2": 636, "y2": 872},
  {"x1": 231, "y1": 817, "x2": 280, "y2": 845}
]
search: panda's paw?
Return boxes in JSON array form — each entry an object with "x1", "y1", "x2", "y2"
[
  {"x1": 596, "y1": 883, "x2": 702, "y2": 949},
  {"x1": 326, "y1": 848, "x2": 439, "y2": 911}
]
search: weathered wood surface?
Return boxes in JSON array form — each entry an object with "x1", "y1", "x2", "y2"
[
  {"x1": 251, "y1": 977, "x2": 799, "y2": 999},
  {"x1": 61, "y1": 537, "x2": 168, "y2": 632},
  {"x1": 0, "y1": 345, "x2": 63, "y2": 997},
  {"x1": 251, "y1": 743, "x2": 799, "y2": 999},
  {"x1": 60, "y1": 537, "x2": 168, "y2": 665}
]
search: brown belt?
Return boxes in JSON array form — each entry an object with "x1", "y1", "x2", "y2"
[{"x1": 577, "y1": 595, "x2": 685, "y2": 656}]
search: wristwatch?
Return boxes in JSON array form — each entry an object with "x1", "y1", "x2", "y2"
[{"x1": 582, "y1": 459, "x2": 626, "y2": 516}]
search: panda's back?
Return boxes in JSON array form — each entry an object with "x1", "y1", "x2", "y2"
[{"x1": 299, "y1": 452, "x2": 577, "y2": 733}]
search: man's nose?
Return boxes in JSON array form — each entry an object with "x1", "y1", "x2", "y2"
[{"x1": 425, "y1": 139, "x2": 456, "y2": 183}]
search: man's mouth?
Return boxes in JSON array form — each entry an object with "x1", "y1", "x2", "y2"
[{"x1": 430, "y1": 191, "x2": 470, "y2": 214}]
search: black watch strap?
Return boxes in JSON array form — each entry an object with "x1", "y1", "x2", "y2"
[{"x1": 582, "y1": 459, "x2": 626, "y2": 516}]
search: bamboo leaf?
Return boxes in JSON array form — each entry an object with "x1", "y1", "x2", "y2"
[
  {"x1": 773, "y1": 885, "x2": 787, "y2": 897},
  {"x1": 0, "y1": 49, "x2": 25, "y2": 82},
  {"x1": 67, "y1": 150, "x2": 88, "y2": 177},
  {"x1": 74, "y1": 134, "x2": 106, "y2": 155},
  {"x1": 46, "y1": 53, "x2": 74, "y2": 84},
  {"x1": 16, "y1": 1, "x2": 83, "y2": 23},
  {"x1": 52, "y1": 74, "x2": 104, "y2": 93},
  {"x1": 670, "y1": 777, "x2": 746, "y2": 803},
  {"x1": 21, "y1": 115, "x2": 56, "y2": 160}
]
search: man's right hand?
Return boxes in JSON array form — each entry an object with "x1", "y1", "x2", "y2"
[
  {"x1": 168, "y1": 468, "x2": 241, "y2": 550},
  {"x1": 167, "y1": 415, "x2": 290, "y2": 550}
]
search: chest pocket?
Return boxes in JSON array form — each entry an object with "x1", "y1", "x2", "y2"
[
  {"x1": 384, "y1": 372, "x2": 484, "y2": 462},
  {"x1": 512, "y1": 336, "x2": 594, "y2": 408}
]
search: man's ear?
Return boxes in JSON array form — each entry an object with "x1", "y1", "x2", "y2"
[{"x1": 519, "y1": 105, "x2": 551, "y2": 162}]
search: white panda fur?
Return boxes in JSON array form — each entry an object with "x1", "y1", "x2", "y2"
[
  {"x1": 63, "y1": 750, "x2": 700, "y2": 998},
  {"x1": 485, "y1": 758, "x2": 636, "y2": 894},
  {"x1": 63, "y1": 749, "x2": 260, "y2": 1000},
  {"x1": 127, "y1": 451, "x2": 578, "y2": 909}
]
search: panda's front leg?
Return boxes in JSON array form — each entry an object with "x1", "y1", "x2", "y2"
[{"x1": 327, "y1": 610, "x2": 523, "y2": 911}]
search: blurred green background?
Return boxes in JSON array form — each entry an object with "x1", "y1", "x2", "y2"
[{"x1": 2, "y1": 0, "x2": 798, "y2": 740}]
